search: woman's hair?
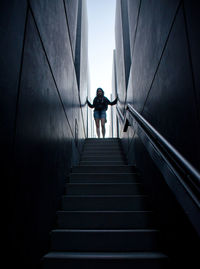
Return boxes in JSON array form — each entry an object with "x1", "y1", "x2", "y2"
[{"x1": 96, "y1": 88, "x2": 104, "y2": 96}]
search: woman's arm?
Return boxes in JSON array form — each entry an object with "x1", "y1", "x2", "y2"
[
  {"x1": 87, "y1": 98, "x2": 94, "y2": 108},
  {"x1": 106, "y1": 96, "x2": 118, "y2": 106}
]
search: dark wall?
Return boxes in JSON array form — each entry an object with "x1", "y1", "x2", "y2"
[
  {"x1": 74, "y1": 0, "x2": 88, "y2": 137},
  {"x1": 64, "y1": 0, "x2": 79, "y2": 60},
  {"x1": 79, "y1": 0, "x2": 88, "y2": 134},
  {"x1": 0, "y1": 0, "x2": 27, "y2": 204},
  {"x1": 112, "y1": 50, "x2": 118, "y2": 138},
  {"x1": 1, "y1": 0, "x2": 88, "y2": 268},
  {"x1": 115, "y1": 0, "x2": 200, "y2": 180},
  {"x1": 115, "y1": 0, "x2": 127, "y2": 113},
  {"x1": 114, "y1": 0, "x2": 200, "y2": 265},
  {"x1": 87, "y1": 69, "x2": 95, "y2": 138}
]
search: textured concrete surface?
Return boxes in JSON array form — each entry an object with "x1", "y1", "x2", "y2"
[
  {"x1": 114, "y1": 0, "x2": 200, "y2": 266},
  {"x1": 1, "y1": 1, "x2": 88, "y2": 268},
  {"x1": 114, "y1": 0, "x2": 200, "y2": 171},
  {"x1": 64, "y1": 0, "x2": 79, "y2": 60},
  {"x1": 0, "y1": 0, "x2": 27, "y2": 203}
]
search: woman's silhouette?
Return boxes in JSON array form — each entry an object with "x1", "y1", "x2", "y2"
[{"x1": 87, "y1": 88, "x2": 118, "y2": 138}]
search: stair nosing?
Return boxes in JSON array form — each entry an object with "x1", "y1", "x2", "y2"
[
  {"x1": 51, "y1": 229, "x2": 159, "y2": 232},
  {"x1": 70, "y1": 173, "x2": 138, "y2": 175},
  {"x1": 73, "y1": 165, "x2": 135, "y2": 167},
  {"x1": 66, "y1": 183, "x2": 142, "y2": 185},
  {"x1": 57, "y1": 210, "x2": 153, "y2": 213},
  {"x1": 43, "y1": 251, "x2": 168, "y2": 259},
  {"x1": 80, "y1": 160, "x2": 125, "y2": 163},
  {"x1": 62, "y1": 195, "x2": 148, "y2": 197}
]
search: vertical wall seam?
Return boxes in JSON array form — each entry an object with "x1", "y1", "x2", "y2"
[
  {"x1": 63, "y1": 0, "x2": 75, "y2": 61},
  {"x1": 124, "y1": 0, "x2": 142, "y2": 148},
  {"x1": 10, "y1": 2, "x2": 29, "y2": 221},
  {"x1": 130, "y1": 0, "x2": 142, "y2": 67},
  {"x1": 121, "y1": 0, "x2": 131, "y2": 88},
  {"x1": 113, "y1": 50, "x2": 118, "y2": 96},
  {"x1": 28, "y1": 4, "x2": 76, "y2": 143},
  {"x1": 182, "y1": 1, "x2": 200, "y2": 126},
  {"x1": 118, "y1": 0, "x2": 125, "y2": 115},
  {"x1": 141, "y1": 0, "x2": 182, "y2": 115},
  {"x1": 126, "y1": 0, "x2": 181, "y2": 155},
  {"x1": 74, "y1": 1, "x2": 82, "y2": 88},
  {"x1": 123, "y1": 0, "x2": 142, "y2": 116},
  {"x1": 63, "y1": 0, "x2": 87, "y2": 138},
  {"x1": 12, "y1": 3, "x2": 29, "y2": 153},
  {"x1": 121, "y1": 0, "x2": 131, "y2": 114}
]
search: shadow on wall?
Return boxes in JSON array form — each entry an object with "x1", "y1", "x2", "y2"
[
  {"x1": 113, "y1": 0, "x2": 200, "y2": 267},
  {"x1": 1, "y1": 0, "x2": 88, "y2": 268}
]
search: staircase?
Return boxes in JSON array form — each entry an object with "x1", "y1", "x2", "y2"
[{"x1": 42, "y1": 138, "x2": 168, "y2": 268}]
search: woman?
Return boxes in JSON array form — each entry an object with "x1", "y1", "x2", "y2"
[{"x1": 87, "y1": 88, "x2": 118, "y2": 138}]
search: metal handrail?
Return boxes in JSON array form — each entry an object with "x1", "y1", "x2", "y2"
[
  {"x1": 116, "y1": 103, "x2": 200, "y2": 196},
  {"x1": 126, "y1": 104, "x2": 200, "y2": 190}
]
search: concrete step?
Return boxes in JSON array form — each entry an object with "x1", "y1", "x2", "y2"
[
  {"x1": 43, "y1": 252, "x2": 168, "y2": 269},
  {"x1": 83, "y1": 149, "x2": 123, "y2": 153},
  {"x1": 61, "y1": 195, "x2": 150, "y2": 211},
  {"x1": 80, "y1": 155, "x2": 126, "y2": 161},
  {"x1": 79, "y1": 161, "x2": 127, "y2": 166},
  {"x1": 57, "y1": 211, "x2": 155, "y2": 229},
  {"x1": 81, "y1": 151, "x2": 125, "y2": 157},
  {"x1": 83, "y1": 145, "x2": 122, "y2": 150},
  {"x1": 84, "y1": 138, "x2": 120, "y2": 144},
  {"x1": 71, "y1": 165, "x2": 137, "y2": 174},
  {"x1": 65, "y1": 183, "x2": 144, "y2": 195},
  {"x1": 69, "y1": 173, "x2": 140, "y2": 183},
  {"x1": 85, "y1": 137, "x2": 119, "y2": 139},
  {"x1": 84, "y1": 141, "x2": 121, "y2": 146},
  {"x1": 85, "y1": 140, "x2": 119, "y2": 143},
  {"x1": 42, "y1": 138, "x2": 169, "y2": 269},
  {"x1": 51, "y1": 229, "x2": 161, "y2": 252}
]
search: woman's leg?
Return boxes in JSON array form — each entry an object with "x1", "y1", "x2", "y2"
[
  {"x1": 95, "y1": 119, "x2": 100, "y2": 138},
  {"x1": 101, "y1": 118, "x2": 106, "y2": 138}
]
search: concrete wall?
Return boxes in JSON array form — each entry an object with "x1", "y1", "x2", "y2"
[
  {"x1": 115, "y1": 0, "x2": 200, "y2": 182},
  {"x1": 114, "y1": 0, "x2": 200, "y2": 265},
  {"x1": 127, "y1": 0, "x2": 199, "y2": 169},
  {"x1": 115, "y1": 0, "x2": 130, "y2": 114},
  {"x1": 1, "y1": 0, "x2": 88, "y2": 268},
  {"x1": 112, "y1": 50, "x2": 118, "y2": 138}
]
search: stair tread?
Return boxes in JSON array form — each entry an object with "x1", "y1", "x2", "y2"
[
  {"x1": 61, "y1": 195, "x2": 150, "y2": 210},
  {"x1": 80, "y1": 160, "x2": 125, "y2": 161},
  {"x1": 57, "y1": 210, "x2": 153, "y2": 213},
  {"x1": 65, "y1": 182, "x2": 144, "y2": 195},
  {"x1": 72, "y1": 165, "x2": 138, "y2": 173},
  {"x1": 79, "y1": 163, "x2": 127, "y2": 166},
  {"x1": 63, "y1": 195, "x2": 147, "y2": 197},
  {"x1": 70, "y1": 173, "x2": 138, "y2": 175},
  {"x1": 57, "y1": 211, "x2": 155, "y2": 229},
  {"x1": 80, "y1": 160, "x2": 125, "y2": 162},
  {"x1": 66, "y1": 183, "x2": 142, "y2": 185},
  {"x1": 80, "y1": 158, "x2": 126, "y2": 161},
  {"x1": 52, "y1": 229, "x2": 159, "y2": 232},
  {"x1": 44, "y1": 252, "x2": 168, "y2": 259},
  {"x1": 73, "y1": 164, "x2": 136, "y2": 165},
  {"x1": 83, "y1": 150, "x2": 123, "y2": 152},
  {"x1": 42, "y1": 138, "x2": 167, "y2": 268}
]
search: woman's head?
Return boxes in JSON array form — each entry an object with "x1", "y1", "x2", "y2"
[{"x1": 96, "y1": 88, "x2": 104, "y2": 97}]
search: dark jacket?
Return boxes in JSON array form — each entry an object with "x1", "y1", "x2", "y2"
[{"x1": 87, "y1": 96, "x2": 118, "y2": 111}]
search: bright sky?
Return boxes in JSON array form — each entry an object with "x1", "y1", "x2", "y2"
[{"x1": 87, "y1": 0, "x2": 116, "y2": 100}]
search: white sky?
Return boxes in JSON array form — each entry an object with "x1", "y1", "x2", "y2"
[{"x1": 87, "y1": 0, "x2": 116, "y2": 100}]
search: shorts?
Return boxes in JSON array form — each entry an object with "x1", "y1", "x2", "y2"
[{"x1": 93, "y1": 110, "x2": 106, "y2": 119}]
